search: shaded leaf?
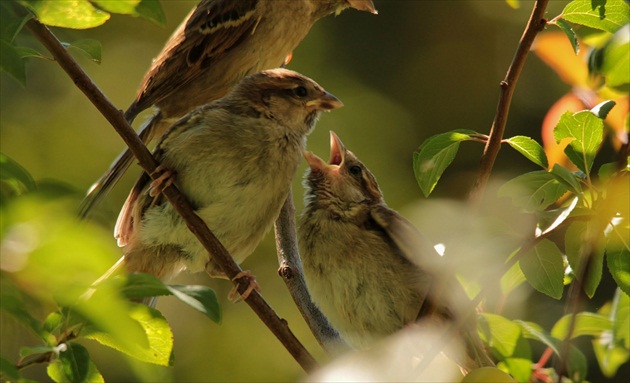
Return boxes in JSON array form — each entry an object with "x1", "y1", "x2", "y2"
[
  {"x1": 503, "y1": 337, "x2": 532, "y2": 383},
  {"x1": 15, "y1": 46, "x2": 45, "y2": 59},
  {"x1": 598, "y1": 25, "x2": 630, "y2": 91},
  {"x1": 607, "y1": 223, "x2": 630, "y2": 296},
  {"x1": 168, "y1": 285, "x2": 221, "y2": 323},
  {"x1": 565, "y1": 221, "x2": 606, "y2": 298},
  {"x1": 119, "y1": 273, "x2": 171, "y2": 300},
  {"x1": 0, "y1": 356, "x2": 21, "y2": 381},
  {"x1": 63, "y1": 39, "x2": 102, "y2": 64},
  {"x1": 506, "y1": 136, "x2": 549, "y2": 168},
  {"x1": 500, "y1": 259, "x2": 527, "y2": 296},
  {"x1": 519, "y1": 239, "x2": 564, "y2": 299},
  {"x1": 498, "y1": 171, "x2": 568, "y2": 212},
  {"x1": 549, "y1": 164, "x2": 582, "y2": 195},
  {"x1": 554, "y1": 110, "x2": 604, "y2": 174},
  {"x1": 561, "y1": 0, "x2": 630, "y2": 33},
  {"x1": 413, "y1": 130, "x2": 477, "y2": 197},
  {"x1": 591, "y1": 100, "x2": 617, "y2": 119},
  {"x1": 0, "y1": 152, "x2": 36, "y2": 194},
  {"x1": 551, "y1": 312, "x2": 611, "y2": 340},
  {"x1": 0, "y1": 3, "x2": 32, "y2": 43},
  {"x1": 554, "y1": 18, "x2": 580, "y2": 54},
  {"x1": 0, "y1": 40, "x2": 26, "y2": 86},
  {"x1": 135, "y1": 0, "x2": 166, "y2": 27}
]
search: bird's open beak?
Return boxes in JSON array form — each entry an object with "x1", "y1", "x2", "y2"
[
  {"x1": 348, "y1": 0, "x2": 378, "y2": 14},
  {"x1": 305, "y1": 91, "x2": 343, "y2": 111},
  {"x1": 303, "y1": 131, "x2": 347, "y2": 173}
]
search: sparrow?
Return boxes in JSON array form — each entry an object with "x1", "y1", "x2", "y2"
[
  {"x1": 79, "y1": 0, "x2": 376, "y2": 218},
  {"x1": 298, "y1": 132, "x2": 494, "y2": 371},
  {"x1": 113, "y1": 68, "x2": 342, "y2": 305}
]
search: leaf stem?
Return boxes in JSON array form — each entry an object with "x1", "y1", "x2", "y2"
[
  {"x1": 24, "y1": 16, "x2": 318, "y2": 372},
  {"x1": 469, "y1": 0, "x2": 550, "y2": 205}
]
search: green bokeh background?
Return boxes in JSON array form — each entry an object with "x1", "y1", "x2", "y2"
[{"x1": 2, "y1": 1, "x2": 624, "y2": 382}]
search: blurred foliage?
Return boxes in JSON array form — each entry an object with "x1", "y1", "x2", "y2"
[{"x1": 1, "y1": 0, "x2": 629, "y2": 382}]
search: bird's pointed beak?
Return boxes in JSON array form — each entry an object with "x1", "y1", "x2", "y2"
[
  {"x1": 306, "y1": 91, "x2": 343, "y2": 111},
  {"x1": 347, "y1": 0, "x2": 378, "y2": 14},
  {"x1": 329, "y1": 131, "x2": 346, "y2": 167},
  {"x1": 303, "y1": 150, "x2": 328, "y2": 172}
]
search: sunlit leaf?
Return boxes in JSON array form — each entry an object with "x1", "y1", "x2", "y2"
[
  {"x1": 519, "y1": 239, "x2": 564, "y2": 299},
  {"x1": 478, "y1": 313, "x2": 522, "y2": 358},
  {"x1": 607, "y1": 223, "x2": 630, "y2": 296},
  {"x1": 598, "y1": 25, "x2": 630, "y2": 91},
  {"x1": 498, "y1": 171, "x2": 568, "y2": 212},
  {"x1": 46, "y1": 343, "x2": 103, "y2": 383},
  {"x1": 22, "y1": 0, "x2": 111, "y2": 29},
  {"x1": 500, "y1": 260, "x2": 527, "y2": 296},
  {"x1": 554, "y1": 110, "x2": 604, "y2": 174},
  {"x1": 413, "y1": 129, "x2": 477, "y2": 197},
  {"x1": 561, "y1": 0, "x2": 630, "y2": 33},
  {"x1": 565, "y1": 221, "x2": 606, "y2": 298},
  {"x1": 505, "y1": 0, "x2": 519, "y2": 9},
  {"x1": 84, "y1": 303, "x2": 173, "y2": 366},
  {"x1": 506, "y1": 136, "x2": 549, "y2": 168},
  {"x1": 551, "y1": 312, "x2": 611, "y2": 340},
  {"x1": 63, "y1": 39, "x2": 102, "y2": 64},
  {"x1": 503, "y1": 337, "x2": 532, "y2": 383}
]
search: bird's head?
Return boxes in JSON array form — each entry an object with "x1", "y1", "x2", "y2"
[
  {"x1": 303, "y1": 131, "x2": 383, "y2": 213},
  {"x1": 233, "y1": 68, "x2": 343, "y2": 135},
  {"x1": 311, "y1": 0, "x2": 378, "y2": 16}
]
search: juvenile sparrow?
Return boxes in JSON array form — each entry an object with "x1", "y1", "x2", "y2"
[
  {"x1": 114, "y1": 68, "x2": 342, "y2": 304},
  {"x1": 79, "y1": 0, "x2": 376, "y2": 217},
  {"x1": 298, "y1": 132, "x2": 493, "y2": 371}
]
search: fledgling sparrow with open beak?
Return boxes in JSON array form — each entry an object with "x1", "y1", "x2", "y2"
[
  {"x1": 113, "y1": 68, "x2": 342, "y2": 305},
  {"x1": 298, "y1": 132, "x2": 494, "y2": 371},
  {"x1": 79, "y1": 0, "x2": 376, "y2": 217}
]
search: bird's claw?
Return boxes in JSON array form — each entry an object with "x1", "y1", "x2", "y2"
[
  {"x1": 228, "y1": 270, "x2": 260, "y2": 303},
  {"x1": 149, "y1": 165, "x2": 176, "y2": 197}
]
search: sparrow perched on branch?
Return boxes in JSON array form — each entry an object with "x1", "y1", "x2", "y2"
[
  {"x1": 113, "y1": 68, "x2": 342, "y2": 304},
  {"x1": 79, "y1": 0, "x2": 376, "y2": 217},
  {"x1": 298, "y1": 132, "x2": 493, "y2": 371}
]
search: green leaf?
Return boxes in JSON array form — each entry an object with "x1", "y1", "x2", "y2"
[
  {"x1": 0, "y1": 356, "x2": 21, "y2": 381},
  {"x1": 0, "y1": 3, "x2": 32, "y2": 43},
  {"x1": 168, "y1": 285, "x2": 221, "y2": 323},
  {"x1": 0, "y1": 40, "x2": 26, "y2": 86},
  {"x1": 413, "y1": 129, "x2": 477, "y2": 197},
  {"x1": 593, "y1": 289, "x2": 630, "y2": 377},
  {"x1": 134, "y1": 0, "x2": 166, "y2": 27},
  {"x1": 22, "y1": 0, "x2": 111, "y2": 29},
  {"x1": 519, "y1": 239, "x2": 565, "y2": 299},
  {"x1": 47, "y1": 343, "x2": 103, "y2": 383},
  {"x1": 0, "y1": 278, "x2": 43, "y2": 338},
  {"x1": 561, "y1": 0, "x2": 630, "y2": 33},
  {"x1": 554, "y1": 18, "x2": 580, "y2": 55},
  {"x1": 505, "y1": 0, "x2": 520, "y2": 9},
  {"x1": 20, "y1": 345, "x2": 57, "y2": 358},
  {"x1": 500, "y1": 259, "x2": 527, "y2": 296},
  {"x1": 506, "y1": 136, "x2": 549, "y2": 168},
  {"x1": 478, "y1": 313, "x2": 522, "y2": 358},
  {"x1": 63, "y1": 39, "x2": 102, "y2": 64},
  {"x1": 599, "y1": 25, "x2": 630, "y2": 91},
  {"x1": 84, "y1": 304, "x2": 173, "y2": 366},
  {"x1": 554, "y1": 110, "x2": 604, "y2": 174},
  {"x1": 517, "y1": 320, "x2": 589, "y2": 382},
  {"x1": 91, "y1": 0, "x2": 141, "y2": 14},
  {"x1": 565, "y1": 221, "x2": 606, "y2": 298},
  {"x1": 0, "y1": 153, "x2": 36, "y2": 193},
  {"x1": 120, "y1": 273, "x2": 172, "y2": 300},
  {"x1": 503, "y1": 337, "x2": 532, "y2": 383},
  {"x1": 551, "y1": 312, "x2": 611, "y2": 340},
  {"x1": 549, "y1": 164, "x2": 583, "y2": 195},
  {"x1": 498, "y1": 171, "x2": 568, "y2": 212},
  {"x1": 14, "y1": 46, "x2": 46, "y2": 59},
  {"x1": 607, "y1": 223, "x2": 630, "y2": 296}
]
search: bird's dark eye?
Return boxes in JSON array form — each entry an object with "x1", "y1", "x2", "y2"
[
  {"x1": 294, "y1": 86, "x2": 308, "y2": 97},
  {"x1": 349, "y1": 165, "x2": 362, "y2": 177}
]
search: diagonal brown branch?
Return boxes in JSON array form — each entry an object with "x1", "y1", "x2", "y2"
[
  {"x1": 468, "y1": 0, "x2": 550, "y2": 205},
  {"x1": 25, "y1": 17, "x2": 317, "y2": 372}
]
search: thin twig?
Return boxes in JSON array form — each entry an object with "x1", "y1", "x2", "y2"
[
  {"x1": 25, "y1": 17, "x2": 317, "y2": 372},
  {"x1": 274, "y1": 191, "x2": 349, "y2": 355},
  {"x1": 468, "y1": 0, "x2": 550, "y2": 205}
]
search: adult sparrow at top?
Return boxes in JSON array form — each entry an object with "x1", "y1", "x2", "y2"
[
  {"x1": 113, "y1": 69, "x2": 342, "y2": 305},
  {"x1": 298, "y1": 132, "x2": 494, "y2": 371},
  {"x1": 79, "y1": 0, "x2": 376, "y2": 218}
]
